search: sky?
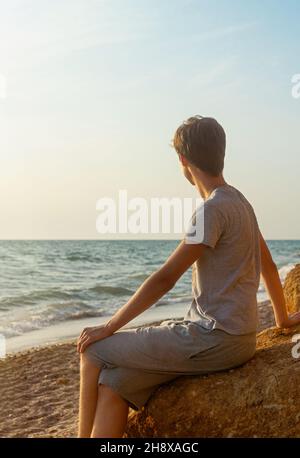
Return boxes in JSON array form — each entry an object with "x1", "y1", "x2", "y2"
[{"x1": 0, "y1": 0, "x2": 299, "y2": 239}]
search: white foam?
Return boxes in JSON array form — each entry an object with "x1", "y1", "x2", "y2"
[
  {"x1": 278, "y1": 264, "x2": 295, "y2": 282},
  {"x1": 5, "y1": 302, "x2": 188, "y2": 354}
]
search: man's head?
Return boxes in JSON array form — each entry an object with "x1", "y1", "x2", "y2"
[{"x1": 172, "y1": 115, "x2": 226, "y2": 185}]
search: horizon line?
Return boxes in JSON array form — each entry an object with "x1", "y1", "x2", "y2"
[{"x1": 0, "y1": 238, "x2": 299, "y2": 242}]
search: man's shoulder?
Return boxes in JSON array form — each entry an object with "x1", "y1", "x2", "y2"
[
  {"x1": 210, "y1": 184, "x2": 254, "y2": 210},
  {"x1": 207, "y1": 185, "x2": 259, "y2": 231},
  {"x1": 192, "y1": 185, "x2": 257, "y2": 223}
]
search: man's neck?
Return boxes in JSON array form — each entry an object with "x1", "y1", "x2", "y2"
[{"x1": 194, "y1": 172, "x2": 227, "y2": 200}]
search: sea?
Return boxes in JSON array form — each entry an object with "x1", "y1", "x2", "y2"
[{"x1": 0, "y1": 240, "x2": 299, "y2": 343}]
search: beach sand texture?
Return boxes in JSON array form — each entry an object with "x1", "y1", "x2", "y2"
[
  {"x1": 0, "y1": 341, "x2": 80, "y2": 437},
  {"x1": 0, "y1": 320, "x2": 165, "y2": 438},
  {"x1": 0, "y1": 308, "x2": 276, "y2": 438}
]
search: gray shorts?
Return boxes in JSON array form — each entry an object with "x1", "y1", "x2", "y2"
[{"x1": 84, "y1": 319, "x2": 256, "y2": 411}]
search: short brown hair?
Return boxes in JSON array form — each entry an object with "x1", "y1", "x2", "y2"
[{"x1": 172, "y1": 115, "x2": 226, "y2": 176}]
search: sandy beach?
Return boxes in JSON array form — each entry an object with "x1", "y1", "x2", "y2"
[
  {"x1": 0, "y1": 340, "x2": 80, "y2": 437},
  {"x1": 0, "y1": 319, "x2": 165, "y2": 438},
  {"x1": 0, "y1": 301, "x2": 276, "y2": 438}
]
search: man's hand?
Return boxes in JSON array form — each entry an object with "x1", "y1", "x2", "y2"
[
  {"x1": 259, "y1": 231, "x2": 292, "y2": 329},
  {"x1": 77, "y1": 324, "x2": 112, "y2": 353},
  {"x1": 279, "y1": 311, "x2": 300, "y2": 328}
]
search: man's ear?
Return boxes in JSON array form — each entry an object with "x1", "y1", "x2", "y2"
[{"x1": 178, "y1": 153, "x2": 188, "y2": 166}]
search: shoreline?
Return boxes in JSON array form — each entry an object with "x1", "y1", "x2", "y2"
[
  {"x1": 0, "y1": 314, "x2": 181, "y2": 438},
  {"x1": 0, "y1": 321, "x2": 293, "y2": 438},
  {"x1": 5, "y1": 302, "x2": 188, "y2": 355},
  {"x1": 0, "y1": 300, "x2": 276, "y2": 438},
  {"x1": 4, "y1": 299, "x2": 275, "y2": 355}
]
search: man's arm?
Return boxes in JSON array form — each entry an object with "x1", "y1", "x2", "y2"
[
  {"x1": 103, "y1": 240, "x2": 206, "y2": 334},
  {"x1": 259, "y1": 231, "x2": 300, "y2": 328},
  {"x1": 77, "y1": 240, "x2": 206, "y2": 352}
]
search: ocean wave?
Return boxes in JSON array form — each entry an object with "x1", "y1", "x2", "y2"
[
  {"x1": 127, "y1": 273, "x2": 149, "y2": 281},
  {"x1": 278, "y1": 263, "x2": 295, "y2": 282},
  {"x1": 65, "y1": 253, "x2": 102, "y2": 262},
  {"x1": 0, "y1": 301, "x2": 105, "y2": 338},
  {"x1": 0, "y1": 282, "x2": 135, "y2": 309},
  {"x1": 67, "y1": 310, "x2": 104, "y2": 320},
  {"x1": 0, "y1": 239, "x2": 298, "y2": 339},
  {"x1": 0, "y1": 288, "x2": 74, "y2": 307},
  {"x1": 155, "y1": 295, "x2": 191, "y2": 307},
  {"x1": 88, "y1": 285, "x2": 134, "y2": 296}
]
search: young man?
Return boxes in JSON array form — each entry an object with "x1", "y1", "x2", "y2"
[{"x1": 77, "y1": 115, "x2": 300, "y2": 438}]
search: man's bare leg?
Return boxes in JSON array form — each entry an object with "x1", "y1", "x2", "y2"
[
  {"x1": 91, "y1": 384, "x2": 129, "y2": 438},
  {"x1": 78, "y1": 353, "x2": 101, "y2": 438}
]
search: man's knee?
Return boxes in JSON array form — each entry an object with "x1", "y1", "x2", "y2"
[
  {"x1": 98, "y1": 383, "x2": 129, "y2": 405},
  {"x1": 80, "y1": 351, "x2": 101, "y2": 372},
  {"x1": 84, "y1": 338, "x2": 114, "y2": 367}
]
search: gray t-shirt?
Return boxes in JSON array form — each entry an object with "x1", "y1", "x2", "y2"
[{"x1": 184, "y1": 184, "x2": 261, "y2": 335}]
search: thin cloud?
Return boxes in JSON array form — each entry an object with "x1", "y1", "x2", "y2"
[
  {"x1": 191, "y1": 21, "x2": 258, "y2": 42},
  {"x1": 0, "y1": 1, "x2": 147, "y2": 69},
  {"x1": 189, "y1": 56, "x2": 237, "y2": 88}
]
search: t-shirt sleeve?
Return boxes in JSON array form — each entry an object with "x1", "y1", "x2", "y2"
[{"x1": 184, "y1": 202, "x2": 225, "y2": 248}]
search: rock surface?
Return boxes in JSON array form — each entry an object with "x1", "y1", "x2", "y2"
[
  {"x1": 126, "y1": 265, "x2": 300, "y2": 438},
  {"x1": 284, "y1": 264, "x2": 300, "y2": 314}
]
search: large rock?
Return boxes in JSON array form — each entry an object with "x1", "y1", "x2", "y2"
[
  {"x1": 126, "y1": 265, "x2": 300, "y2": 438},
  {"x1": 284, "y1": 264, "x2": 300, "y2": 314}
]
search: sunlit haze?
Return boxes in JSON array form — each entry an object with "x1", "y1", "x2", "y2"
[{"x1": 0, "y1": 0, "x2": 299, "y2": 239}]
